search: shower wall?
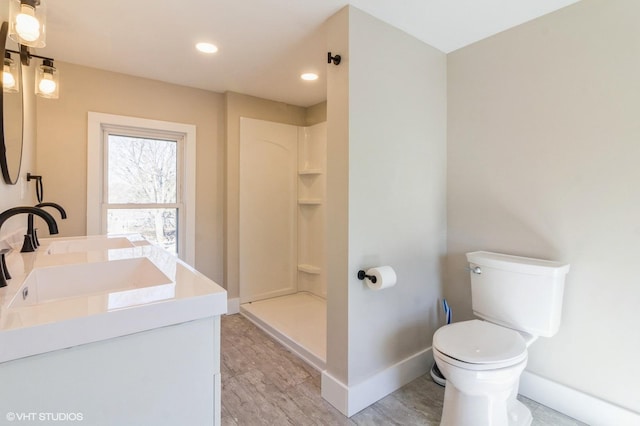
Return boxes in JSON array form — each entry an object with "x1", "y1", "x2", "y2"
[
  {"x1": 239, "y1": 118, "x2": 327, "y2": 303},
  {"x1": 239, "y1": 118, "x2": 298, "y2": 303}
]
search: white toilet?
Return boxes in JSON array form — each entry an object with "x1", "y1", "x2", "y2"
[{"x1": 433, "y1": 251, "x2": 570, "y2": 426}]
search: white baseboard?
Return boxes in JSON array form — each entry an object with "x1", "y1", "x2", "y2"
[
  {"x1": 520, "y1": 370, "x2": 640, "y2": 426},
  {"x1": 321, "y1": 371, "x2": 349, "y2": 415},
  {"x1": 321, "y1": 347, "x2": 433, "y2": 417},
  {"x1": 226, "y1": 298, "x2": 240, "y2": 315}
]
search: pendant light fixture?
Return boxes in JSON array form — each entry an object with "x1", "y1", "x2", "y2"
[{"x1": 9, "y1": 0, "x2": 46, "y2": 48}]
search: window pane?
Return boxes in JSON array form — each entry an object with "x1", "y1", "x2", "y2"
[
  {"x1": 107, "y1": 208, "x2": 177, "y2": 255},
  {"x1": 108, "y1": 135, "x2": 177, "y2": 204}
]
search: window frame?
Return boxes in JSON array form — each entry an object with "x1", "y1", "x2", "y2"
[{"x1": 87, "y1": 112, "x2": 196, "y2": 265}]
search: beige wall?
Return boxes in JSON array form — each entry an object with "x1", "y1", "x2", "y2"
[
  {"x1": 347, "y1": 5, "x2": 447, "y2": 384},
  {"x1": 33, "y1": 65, "x2": 324, "y2": 292},
  {"x1": 324, "y1": 6, "x2": 447, "y2": 409},
  {"x1": 448, "y1": 0, "x2": 640, "y2": 412},
  {"x1": 35, "y1": 62, "x2": 225, "y2": 283},
  {"x1": 325, "y1": 6, "x2": 351, "y2": 385},
  {"x1": 305, "y1": 101, "x2": 327, "y2": 126},
  {"x1": 224, "y1": 91, "x2": 324, "y2": 299}
]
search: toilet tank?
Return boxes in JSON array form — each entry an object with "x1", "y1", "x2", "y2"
[{"x1": 467, "y1": 251, "x2": 570, "y2": 337}]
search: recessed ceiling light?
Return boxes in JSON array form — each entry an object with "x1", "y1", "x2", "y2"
[
  {"x1": 196, "y1": 42, "x2": 218, "y2": 54},
  {"x1": 300, "y1": 73, "x2": 318, "y2": 81}
]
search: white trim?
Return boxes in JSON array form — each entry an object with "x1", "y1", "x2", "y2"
[
  {"x1": 321, "y1": 371, "x2": 350, "y2": 415},
  {"x1": 226, "y1": 298, "x2": 240, "y2": 315},
  {"x1": 520, "y1": 371, "x2": 640, "y2": 426},
  {"x1": 321, "y1": 347, "x2": 433, "y2": 417},
  {"x1": 87, "y1": 112, "x2": 196, "y2": 266}
]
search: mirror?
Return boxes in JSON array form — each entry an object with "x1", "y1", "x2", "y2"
[{"x1": 0, "y1": 21, "x2": 24, "y2": 185}]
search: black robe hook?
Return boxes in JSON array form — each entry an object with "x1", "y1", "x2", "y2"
[{"x1": 327, "y1": 52, "x2": 341, "y2": 65}]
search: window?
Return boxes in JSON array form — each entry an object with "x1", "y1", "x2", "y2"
[
  {"x1": 106, "y1": 132, "x2": 180, "y2": 254},
  {"x1": 88, "y1": 113, "x2": 196, "y2": 264}
]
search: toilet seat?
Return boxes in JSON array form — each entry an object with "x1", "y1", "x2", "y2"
[{"x1": 434, "y1": 319, "x2": 527, "y2": 370}]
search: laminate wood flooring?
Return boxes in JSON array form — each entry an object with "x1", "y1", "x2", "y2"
[{"x1": 221, "y1": 314, "x2": 586, "y2": 426}]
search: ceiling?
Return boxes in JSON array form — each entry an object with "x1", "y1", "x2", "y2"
[{"x1": 3, "y1": 0, "x2": 581, "y2": 107}]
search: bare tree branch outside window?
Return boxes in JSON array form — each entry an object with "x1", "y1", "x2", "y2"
[{"x1": 106, "y1": 135, "x2": 178, "y2": 254}]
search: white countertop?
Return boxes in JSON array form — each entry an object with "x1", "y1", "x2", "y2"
[{"x1": 0, "y1": 235, "x2": 227, "y2": 363}]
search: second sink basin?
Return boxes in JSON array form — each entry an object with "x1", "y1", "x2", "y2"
[
  {"x1": 10, "y1": 257, "x2": 173, "y2": 308},
  {"x1": 45, "y1": 237, "x2": 135, "y2": 254}
]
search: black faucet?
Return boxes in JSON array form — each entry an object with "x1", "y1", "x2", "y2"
[
  {"x1": 0, "y1": 207, "x2": 59, "y2": 254},
  {"x1": 36, "y1": 202, "x2": 67, "y2": 218},
  {"x1": 26, "y1": 202, "x2": 67, "y2": 250}
]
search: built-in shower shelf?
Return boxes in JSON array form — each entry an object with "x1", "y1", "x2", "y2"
[
  {"x1": 298, "y1": 169, "x2": 323, "y2": 176},
  {"x1": 298, "y1": 264, "x2": 321, "y2": 274},
  {"x1": 298, "y1": 199, "x2": 322, "y2": 205}
]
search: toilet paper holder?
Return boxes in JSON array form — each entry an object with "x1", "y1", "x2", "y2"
[{"x1": 357, "y1": 270, "x2": 377, "y2": 284}]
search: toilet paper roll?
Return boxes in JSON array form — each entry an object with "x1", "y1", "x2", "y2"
[{"x1": 365, "y1": 266, "x2": 397, "y2": 291}]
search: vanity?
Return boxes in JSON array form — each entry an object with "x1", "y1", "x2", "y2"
[{"x1": 0, "y1": 235, "x2": 227, "y2": 425}]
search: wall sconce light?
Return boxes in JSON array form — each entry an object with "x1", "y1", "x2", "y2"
[
  {"x1": 35, "y1": 58, "x2": 57, "y2": 98},
  {"x1": 3, "y1": 52, "x2": 20, "y2": 93},
  {"x1": 5, "y1": 46, "x2": 59, "y2": 99},
  {"x1": 9, "y1": 0, "x2": 46, "y2": 48}
]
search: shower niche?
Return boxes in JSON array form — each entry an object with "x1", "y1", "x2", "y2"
[{"x1": 297, "y1": 123, "x2": 327, "y2": 298}]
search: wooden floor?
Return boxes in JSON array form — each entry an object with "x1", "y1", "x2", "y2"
[{"x1": 221, "y1": 314, "x2": 586, "y2": 426}]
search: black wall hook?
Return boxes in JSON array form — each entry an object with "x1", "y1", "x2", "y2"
[
  {"x1": 357, "y1": 270, "x2": 377, "y2": 284},
  {"x1": 327, "y1": 52, "x2": 341, "y2": 65}
]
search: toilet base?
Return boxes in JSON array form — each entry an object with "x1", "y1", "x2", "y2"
[{"x1": 439, "y1": 382, "x2": 532, "y2": 426}]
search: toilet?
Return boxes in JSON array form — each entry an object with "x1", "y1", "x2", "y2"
[{"x1": 433, "y1": 251, "x2": 570, "y2": 426}]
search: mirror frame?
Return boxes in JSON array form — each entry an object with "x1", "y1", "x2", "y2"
[{"x1": 0, "y1": 20, "x2": 25, "y2": 185}]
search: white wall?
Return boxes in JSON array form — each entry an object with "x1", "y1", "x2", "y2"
[
  {"x1": 324, "y1": 6, "x2": 447, "y2": 415},
  {"x1": 447, "y1": 0, "x2": 640, "y2": 414}
]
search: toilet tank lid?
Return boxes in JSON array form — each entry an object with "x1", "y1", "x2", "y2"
[{"x1": 466, "y1": 251, "x2": 570, "y2": 276}]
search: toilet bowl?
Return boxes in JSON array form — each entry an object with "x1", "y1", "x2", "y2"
[
  {"x1": 432, "y1": 251, "x2": 570, "y2": 426},
  {"x1": 433, "y1": 319, "x2": 532, "y2": 426}
]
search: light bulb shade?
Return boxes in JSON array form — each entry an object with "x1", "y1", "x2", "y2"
[
  {"x1": 3, "y1": 54, "x2": 20, "y2": 93},
  {"x1": 9, "y1": 0, "x2": 47, "y2": 48},
  {"x1": 35, "y1": 59, "x2": 58, "y2": 98}
]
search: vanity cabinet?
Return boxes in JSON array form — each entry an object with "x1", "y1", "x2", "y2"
[
  {"x1": 0, "y1": 316, "x2": 221, "y2": 425},
  {"x1": 0, "y1": 236, "x2": 227, "y2": 425}
]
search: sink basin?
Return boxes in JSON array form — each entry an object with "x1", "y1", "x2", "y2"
[
  {"x1": 11, "y1": 258, "x2": 173, "y2": 308},
  {"x1": 46, "y1": 237, "x2": 135, "y2": 254},
  {"x1": 0, "y1": 241, "x2": 227, "y2": 364}
]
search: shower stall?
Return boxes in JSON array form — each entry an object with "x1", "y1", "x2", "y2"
[{"x1": 239, "y1": 117, "x2": 327, "y2": 369}]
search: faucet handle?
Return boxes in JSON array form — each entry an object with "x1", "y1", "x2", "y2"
[
  {"x1": 20, "y1": 234, "x2": 36, "y2": 253},
  {"x1": 0, "y1": 248, "x2": 10, "y2": 287}
]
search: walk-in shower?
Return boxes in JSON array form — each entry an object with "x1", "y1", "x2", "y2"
[{"x1": 239, "y1": 117, "x2": 327, "y2": 369}]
